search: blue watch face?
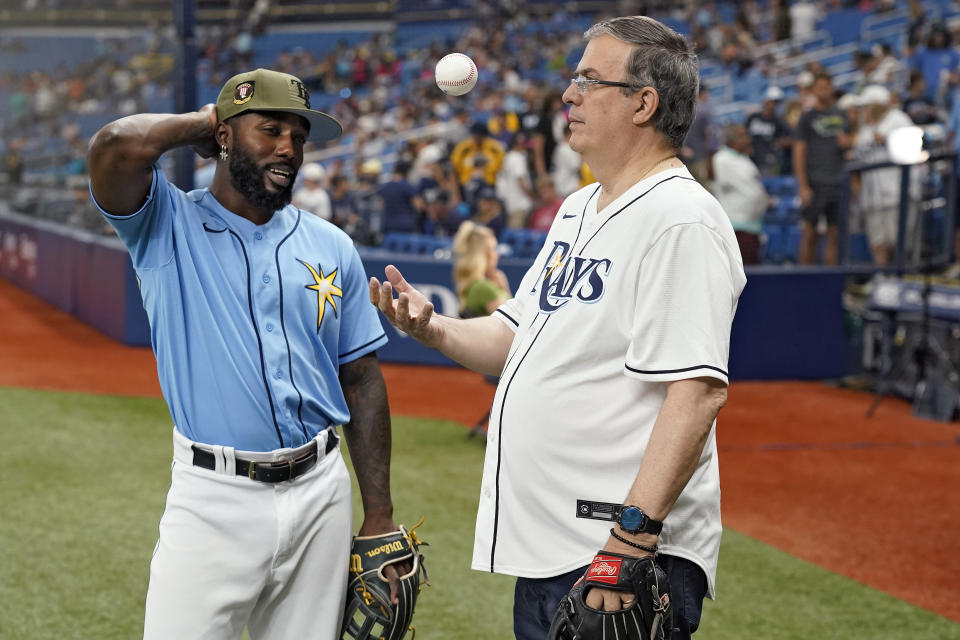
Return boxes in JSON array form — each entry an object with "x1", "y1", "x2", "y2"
[{"x1": 620, "y1": 507, "x2": 646, "y2": 532}]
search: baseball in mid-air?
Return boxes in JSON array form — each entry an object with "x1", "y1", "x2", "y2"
[{"x1": 435, "y1": 53, "x2": 478, "y2": 96}]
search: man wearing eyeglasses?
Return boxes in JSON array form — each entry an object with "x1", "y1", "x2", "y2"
[{"x1": 371, "y1": 16, "x2": 745, "y2": 640}]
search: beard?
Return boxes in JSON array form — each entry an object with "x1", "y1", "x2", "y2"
[{"x1": 227, "y1": 142, "x2": 296, "y2": 211}]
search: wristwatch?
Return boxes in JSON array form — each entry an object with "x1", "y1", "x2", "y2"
[{"x1": 616, "y1": 505, "x2": 663, "y2": 536}]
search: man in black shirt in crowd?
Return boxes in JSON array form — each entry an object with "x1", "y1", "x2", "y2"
[
  {"x1": 793, "y1": 72, "x2": 851, "y2": 265},
  {"x1": 746, "y1": 86, "x2": 792, "y2": 176}
]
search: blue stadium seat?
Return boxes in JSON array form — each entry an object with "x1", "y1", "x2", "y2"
[
  {"x1": 420, "y1": 236, "x2": 453, "y2": 254},
  {"x1": 763, "y1": 198, "x2": 795, "y2": 224},
  {"x1": 864, "y1": 12, "x2": 908, "y2": 35},
  {"x1": 820, "y1": 9, "x2": 866, "y2": 46},
  {"x1": 769, "y1": 197, "x2": 802, "y2": 223},
  {"x1": 659, "y1": 17, "x2": 691, "y2": 37},
  {"x1": 731, "y1": 71, "x2": 767, "y2": 103},
  {"x1": 381, "y1": 232, "x2": 414, "y2": 253},
  {"x1": 380, "y1": 233, "x2": 452, "y2": 255},
  {"x1": 716, "y1": 4, "x2": 737, "y2": 24},
  {"x1": 514, "y1": 229, "x2": 548, "y2": 258},
  {"x1": 761, "y1": 223, "x2": 802, "y2": 264},
  {"x1": 762, "y1": 176, "x2": 781, "y2": 195},
  {"x1": 700, "y1": 63, "x2": 720, "y2": 79},
  {"x1": 819, "y1": 49, "x2": 854, "y2": 69},
  {"x1": 762, "y1": 203, "x2": 780, "y2": 224},
  {"x1": 776, "y1": 175, "x2": 798, "y2": 197},
  {"x1": 786, "y1": 201, "x2": 803, "y2": 223},
  {"x1": 761, "y1": 224, "x2": 784, "y2": 263},
  {"x1": 848, "y1": 233, "x2": 873, "y2": 263},
  {"x1": 801, "y1": 33, "x2": 833, "y2": 52},
  {"x1": 413, "y1": 236, "x2": 435, "y2": 254}
]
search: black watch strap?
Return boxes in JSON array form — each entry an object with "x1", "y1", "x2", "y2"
[
  {"x1": 616, "y1": 504, "x2": 663, "y2": 535},
  {"x1": 575, "y1": 500, "x2": 663, "y2": 535}
]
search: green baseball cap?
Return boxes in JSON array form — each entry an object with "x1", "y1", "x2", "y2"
[{"x1": 216, "y1": 68, "x2": 342, "y2": 142}]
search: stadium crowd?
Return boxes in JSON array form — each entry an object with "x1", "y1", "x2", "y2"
[{"x1": 4, "y1": 0, "x2": 960, "y2": 267}]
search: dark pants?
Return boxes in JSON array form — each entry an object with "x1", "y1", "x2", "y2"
[
  {"x1": 513, "y1": 554, "x2": 708, "y2": 640},
  {"x1": 735, "y1": 230, "x2": 760, "y2": 265},
  {"x1": 801, "y1": 183, "x2": 843, "y2": 227}
]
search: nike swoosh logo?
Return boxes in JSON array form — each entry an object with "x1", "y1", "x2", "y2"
[{"x1": 561, "y1": 213, "x2": 577, "y2": 219}]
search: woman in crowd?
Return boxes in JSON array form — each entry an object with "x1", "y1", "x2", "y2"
[{"x1": 452, "y1": 221, "x2": 511, "y2": 317}]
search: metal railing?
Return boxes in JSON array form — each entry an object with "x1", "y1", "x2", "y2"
[{"x1": 841, "y1": 151, "x2": 957, "y2": 273}]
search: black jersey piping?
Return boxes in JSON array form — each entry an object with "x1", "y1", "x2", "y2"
[
  {"x1": 626, "y1": 363, "x2": 729, "y2": 377},
  {"x1": 493, "y1": 309, "x2": 518, "y2": 327},
  {"x1": 488, "y1": 317, "x2": 552, "y2": 571},
  {"x1": 579, "y1": 175, "x2": 690, "y2": 253},
  {"x1": 497, "y1": 185, "x2": 598, "y2": 377},
  {"x1": 488, "y1": 184, "x2": 597, "y2": 571},
  {"x1": 276, "y1": 210, "x2": 312, "y2": 441},
  {"x1": 221, "y1": 227, "x2": 285, "y2": 448},
  {"x1": 487, "y1": 177, "x2": 685, "y2": 571},
  {"x1": 340, "y1": 334, "x2": 387, "y2": 360}
]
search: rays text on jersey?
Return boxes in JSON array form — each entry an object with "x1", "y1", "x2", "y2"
[{"x1": 531, "y1": 241, "x2": 612, "y2": 313}]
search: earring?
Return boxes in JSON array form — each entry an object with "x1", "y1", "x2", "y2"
[{"x1": 219, "y1": 145, "x2": 228, "y2": 161}]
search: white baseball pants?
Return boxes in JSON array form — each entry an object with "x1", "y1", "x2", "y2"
[{"x1": 143, "y1": 428, "x2": 352, "y2": 640}]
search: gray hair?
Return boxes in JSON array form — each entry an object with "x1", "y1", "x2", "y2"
[
  {"x1": 584, "y1": 16, "x2": 699, "y2": 149},
  {"x1": 720, "y1": 122, "x2": 746, "y2": 147}
]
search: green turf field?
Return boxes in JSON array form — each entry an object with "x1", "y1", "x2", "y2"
[{"x1": 1, "y1": 387, "x2": 958, "y2": 639}]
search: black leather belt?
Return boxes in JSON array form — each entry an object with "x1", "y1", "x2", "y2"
[{"x1": 191, "y1": 432, "x2": 338, "y2": 483}]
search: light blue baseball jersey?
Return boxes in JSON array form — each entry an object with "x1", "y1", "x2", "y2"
[{"x1": 95, "y1": 167, "x2": 387, "y2": 451}]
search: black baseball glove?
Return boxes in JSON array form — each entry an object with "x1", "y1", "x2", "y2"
[
  {"x1": 548, "y1": 551, "x2": 672, "y2": 640},
  {"x1": 340, "y1": 521, "x2": 428, "y2": 640}
]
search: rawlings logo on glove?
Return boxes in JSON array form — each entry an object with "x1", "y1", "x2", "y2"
[
  {"x1": 587, "y1": 556, "x2": 622, "y2": 583},
  {"x1": 548, "y1": 552, "x2": 672, "y2": 640}
]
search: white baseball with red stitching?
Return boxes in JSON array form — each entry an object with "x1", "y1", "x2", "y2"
[{"x1": 435, "y1": 53, "x2": 478, "y2": 96}]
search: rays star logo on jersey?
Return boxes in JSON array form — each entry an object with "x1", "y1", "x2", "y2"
[
  {"x1": 531, "y1": 241, "x2": 612, "y2": 313},
  {"x1": 298, "y1": 259, "x2": 342, "y2": 331}
]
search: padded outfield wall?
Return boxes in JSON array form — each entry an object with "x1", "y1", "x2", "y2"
[{"x1": 0, "y1": 212, "x2": 845, "y2": 380}]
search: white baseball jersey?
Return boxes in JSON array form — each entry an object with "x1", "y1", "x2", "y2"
[{"x1": 472, "y1": 166, "x2": 746, "y2": 598}]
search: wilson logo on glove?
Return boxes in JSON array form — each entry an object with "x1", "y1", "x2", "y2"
[
  {"x1": 363, "y1": 539, "x2": 407, "y2": 560},
  {"x1": 341, "y1": 519, "x2": 429, "y2": 640}
]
